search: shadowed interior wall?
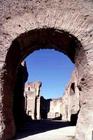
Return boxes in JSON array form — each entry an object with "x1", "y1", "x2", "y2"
[{"x1": 13, "y1": 62, "x2": 28, "y2": 129}]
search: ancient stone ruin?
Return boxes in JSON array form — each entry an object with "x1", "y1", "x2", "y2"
[
  {"x1": 24, "y1": 81, "x2": 42, "y2": 120},
  {"x1": 24, "y1": 69, "x2": 79, "y2": 125},
  {"x1": 24, "y1": 81, "x2": 62, "y2": 121},
  {"x1": 0, "y1": 0, "x2": 93, "y2": 139}
]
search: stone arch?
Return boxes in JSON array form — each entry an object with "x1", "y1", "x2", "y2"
[
  {"x1": 0, "y1": 1, "x2": 93, "y2": 140},
  {"x1": 1, "y1": 27, "x2": 86, "y2": 139}
]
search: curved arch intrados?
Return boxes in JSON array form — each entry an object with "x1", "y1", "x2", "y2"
[{"x1": 5, "y1": 28, "x2": 82, "y2": 71}]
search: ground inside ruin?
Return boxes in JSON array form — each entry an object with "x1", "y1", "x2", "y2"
[{"x1": 15, "y1": 120, "x2": 75, "y2": 140}]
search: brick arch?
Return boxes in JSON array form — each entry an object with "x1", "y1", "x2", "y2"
[
  {"x1": 6, "y1": 28, "x2": 82, "y2": 65},
  {"x1": 1, "y1": 27, "x2": 87, "y2": 140}
]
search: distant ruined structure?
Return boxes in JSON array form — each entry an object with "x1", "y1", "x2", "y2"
[
  {"x1": 13, "y1": 62, "x2": 79, "y2": 125},
  {"x1": 24, "y1": 81, "x2": 42, "y2": 120},
  {"x1": 61, "y1": 69, "x2": 79, "y2": 123},
  {"x1": 47, "y1": 98, "x2": 63, "y2": 120},
  {"x1": 12, "y1": 61, "x2": 79, "y2": 127},
  {"x1": 24, "y1": 83, "x2": 63, "y2": 120},
  {"x1": 24, "y1": 69, "x2": 79, "y2": 125}
]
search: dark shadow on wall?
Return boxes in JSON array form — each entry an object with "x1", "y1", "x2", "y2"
[
  {"x1": 40, "y1": 95, "x2": 79, "y2": 119},
  {"x1": 40, "y1": 96, "x2": 51, "y2": 119},
  {"x1": 40, "y1": 97, "x2": 62, "y2": 120},
  {"x1": 70, "y1": 111, "x2": 79, "y2": 126},
  {"x1": 52, "y1": 114, "x2": 62, "y2": 120},
  {"x1": 13, "y1": 62, "x2": 31, "y2": 129}
]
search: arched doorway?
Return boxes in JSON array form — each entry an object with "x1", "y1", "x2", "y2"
[
  {"x1": 0, "y1": 28, "x2": 88, "y2": 139},
  {"x1": 24, "y1": 49, "x2": 75, "y2": 121}
]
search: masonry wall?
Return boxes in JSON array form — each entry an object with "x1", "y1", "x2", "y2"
[{"x1": 47, "y1": 98, "x2": 62, "y2": 120}]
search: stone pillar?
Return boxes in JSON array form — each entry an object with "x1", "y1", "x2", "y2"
[
  {"x1": 36, "y1": 96, "x2": 41, "y2": 120},
  {"x1": 35, "y1": 81, "x2": 42, "y2": 120},
  {"x1": 0, "y1": 62, "x2": 15, "y2": 140},
  {"x1": 31, "y1": 94, "x2": 36, "y2": 120},
  {"x1": 26, "y1": 93, "x2": 36, "y2": 119}
]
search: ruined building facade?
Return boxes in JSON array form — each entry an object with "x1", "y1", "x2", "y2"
[
  {"x1": 24, "y1": 82, "x2": 63, "y2": 120},
  {"x1": 47, "y1": 98, "x2": 63, "y2": 120},
  {"x1": 24, "y1": 81, "x2": 42, "y2": 120},
  {"x1": 24, "y1": 68, "x2": 79, "y2": 125},
  {"x1": 61, "y1": 69, "x2": 80, "y2": 123}
]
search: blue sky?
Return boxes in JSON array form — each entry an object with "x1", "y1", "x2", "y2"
[{"x1": 25, "y1": 49, "x2": 74, "y2": 99}]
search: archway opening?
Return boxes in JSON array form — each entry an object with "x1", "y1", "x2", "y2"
[
  {"x1": 3, "y1": 28, "x2": 86, "y2": 139},
  {"x1": 26, "y1": 49, "x2": 75, "y2": 99},
  {"x1": 24, "y1": 49, "x2": 74, "y2": 120}
]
